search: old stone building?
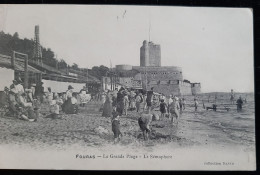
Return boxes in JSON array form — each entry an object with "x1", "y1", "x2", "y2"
[
  {"x1": 140, "y1": 40, "x2": 161, "y2": 67},
  {"x1": 102, "y1": 40, "x2": 201, "y2": 95}
]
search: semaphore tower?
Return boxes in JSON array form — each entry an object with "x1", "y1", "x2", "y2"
[{"x1": 33, "y1": 25, "x2": 42, "y2": 64}]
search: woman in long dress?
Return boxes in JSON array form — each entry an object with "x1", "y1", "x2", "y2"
[
  {"x1": 102, "y1": 92, "x2": 113, "y2": 117},
  {"x1": 62, "y1": 85, "x2": 74, "y2": 114},
  {"x1": 123, "y1": 93, "x2": 129, "y2": 115},
  {"x1": 129, "y1": 90, "x2": 136, "y2": 110},
  {"x1": 116, "y1": 89, "x2": 125, "y2": 116}
]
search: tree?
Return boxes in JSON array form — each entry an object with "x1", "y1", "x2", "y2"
[
  {"x1": 71, "y1": 63, "x2": 79, "y2": 70},
  {"x1": 58, "y1": 59, "x2": 68, "y2": 69},
  {"x1": 13, "y1": 32, "x2": 19, "y2": 39}
]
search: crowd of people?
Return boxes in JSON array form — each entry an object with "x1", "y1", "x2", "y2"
[
  {"x1": 1, "y1": 78, "x2": 248, "y2": 143},
  {"x1": 99, "y1": 87, "x2": 192, "y2": 142},
  {"x1": 2, "y1": 77, "x2": 92, "y2": 121}
]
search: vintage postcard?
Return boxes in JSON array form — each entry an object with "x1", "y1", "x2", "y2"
[{"x1": 0, "y1": 5, "x2": 255, "y2": 170}]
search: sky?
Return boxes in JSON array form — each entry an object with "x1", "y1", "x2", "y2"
[{"x1": 0, "y1": 5, "x2": 254, "y2": 92}]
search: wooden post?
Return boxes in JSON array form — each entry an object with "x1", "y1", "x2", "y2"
[
  {"x1": 24, "y1": 54, "x2": 29, "y2": 89},
  {"x1": 11, "y1": 51, "x2": 15, "y2": 68}
]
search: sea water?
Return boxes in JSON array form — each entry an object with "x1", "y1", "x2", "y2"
[{"x1": 180, "y1": 93, "x2": 255, "y2": 150}]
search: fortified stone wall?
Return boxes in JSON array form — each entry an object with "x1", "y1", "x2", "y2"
[
  {"x1": 179, "y1": 83, "x2": 192, "y2": 95},
  {"x1": 143, "y1": 80, "x2": 193, "y2": 96},
  {"x1": 133, "y1": 66, "x2": 183, "y2": 81},
  {"x1": 146, "y1": 84, "x2": 181, "y2": 96},
  {"x1": 191, "y1": 83, "x2": 201, "y2": 95}
]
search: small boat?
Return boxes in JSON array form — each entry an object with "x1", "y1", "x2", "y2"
[{"x1": 206, "y1": 104, "x2": 230, "y2": 111}]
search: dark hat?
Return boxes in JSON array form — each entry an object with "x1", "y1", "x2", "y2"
[{"x1": 68, "y1": 85, "x2": 74, "y2": 90}]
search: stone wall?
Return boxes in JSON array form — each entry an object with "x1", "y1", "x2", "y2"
[
  {"x1": 146, "y1": 83, "x2": 181, "y2": 96},
  {"x1": 191, "y1": 83, "x2": 201, "y2": 95},
  {"x1": 179, "y1": 83, "x2": 192, "y2": 95},
  {"x1": 133, "y1": 66, "x2": 183, "y2": 81}
]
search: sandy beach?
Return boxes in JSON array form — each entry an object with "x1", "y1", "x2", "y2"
[
  {"x1": 0, "y1": 93, "x2": 255, "y2": 153},
  {"x1": 0, "y1": 93, "x2": 256, "y2": 170}
]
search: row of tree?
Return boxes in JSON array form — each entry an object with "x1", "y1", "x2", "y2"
[{"x1": 0, "y1": 31, "x2": 109, "y2": 79}]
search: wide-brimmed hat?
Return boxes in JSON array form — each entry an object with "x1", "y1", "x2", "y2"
[{"x1": 68, "y1": 85, "x2": 74, "y2": 89}]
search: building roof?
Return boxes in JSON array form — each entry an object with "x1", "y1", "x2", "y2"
[{"x1": 0, "y1": 54, "x2": 43, "y2": 73}]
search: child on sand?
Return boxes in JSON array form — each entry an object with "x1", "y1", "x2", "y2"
[
  {"x1": 159, "y1": 99, "x2": 167, "y2": 120},
  {"x1": 111, "y1": 111, "x2": 122, "y2": 143},
  {"x1": 169, "y1": 96, "x2": 180, "y2": 124},
  {"x1": 138, "y1": 112, "x2": 153, "y2": 140}
]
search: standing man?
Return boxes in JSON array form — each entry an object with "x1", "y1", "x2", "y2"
[
  {"x1": 146, "y1": 87, "x2": 154, "y2": 114},
  {"x1": 236, "y1": 96, "x2": 243, "y2": 111}
]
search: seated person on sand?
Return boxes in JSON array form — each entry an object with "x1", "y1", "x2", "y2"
[
  {"x1": 17, "y1": 93, "x2": 36, "y2": 122},
  {"x1": 138, "y1": 112, "x2": 153, "y2": 141},
  {"x1": 79, "y1": 90, "x2": 90, "y2": 107},
  {"x1": 46, "y1": 87, "x2": 53, "y2": 105},
  {"x1": 65, "y1": 92, "x2": 79, "y2": 114},
  {"x1": 7, "y1": 90, "x2": 19, "y2": 117},
  {"x1": 111, "y1": 111, "x2": 122, "y2": 143},
  {"x1": 47, "y1": 98, "x2": 61, "y2": 119}
]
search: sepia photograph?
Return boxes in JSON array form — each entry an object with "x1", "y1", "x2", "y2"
[{"x1": 0, "y1": 4, "x2": 255, "y2": 170}]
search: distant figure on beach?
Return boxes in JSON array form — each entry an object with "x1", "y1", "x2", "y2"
[
  {"x1": 214, "y1": 94, "x2": 217, "y2": 104},
  {"x1": 208, "y1": 95, "x2": 210, "y2": 103},
  {"x1": 116, "y1": 88, "x2": 125, "y2": 116},
  {"x1": 102, "y1": 91, "x2": 113, "y2": 118},
  {"x1": 182, "y1": 98, "x2": 186, "y2": 110},
  {"x1": 194, "y1": 98, "x2": 199, "y2": 112},
  {"x1": 100, "y1": 91, "x2": 106, "y2": 110},
  {"x1": 62, "y1": 85, "x2": 78, "y2": 114},
  {"x1": 35, "y1": 82, "x2": 44, "y2": 103},
  {"x1": 46, "y1": 87, "x2": 53, "y2": 105},
  {"x1": 236, "y1": 96, "x2": 243, "y2": 112},
  {"x1": 135, "y1": 93, "x2": 143, "y2": 113},
  {"x1": 169, "y1": 96, "x2": 180, "y2": 124},
  {"x1": 143, "y1": 93, "x2": 147, "y2": 111},
  {"x1": 123, "y1": 91, "x2": 129, "y2": 115},
  {"x1": 230, "y1": 89, "x2": 235, "y2": 104},
  {"x1": 146, "y1": 87, "x2": 154, "y2": 114},
  {"x1": 179, "y1": 98, "x2": 183, "y2": 113},
  {"x1": 129, "y1": 89, "x2": 136, "y2": 111},
  {"x1": 244, "y1": 95, "x2": 247, "y2": 104},
  {"x1": 111, "y1": 111, "x2": 122, "y2": 143},
  {"x1": 159, "y1": 99, "x2": 167, "y2": 120},
  {"x1": 138, "y1": 112, "x2": 153, "y2": 140}
]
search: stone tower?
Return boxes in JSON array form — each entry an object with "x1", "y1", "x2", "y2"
[
  {"x1": 33, "y1": 25, "x2": 42, "y2": 63},
  {"x1": 140, "y1": 40, "x2": 161, "y2": 67}
]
